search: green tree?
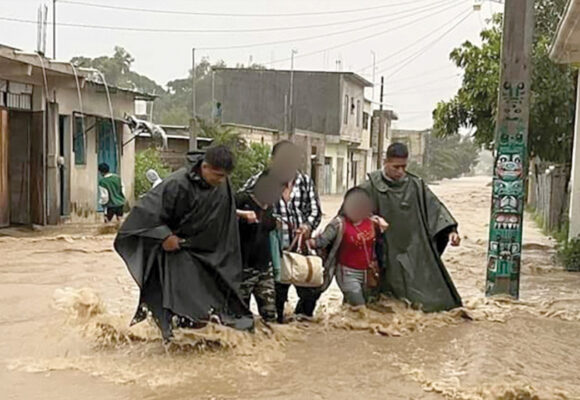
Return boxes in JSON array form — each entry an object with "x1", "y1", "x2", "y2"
[
  {"x1": 432, "y1": 0, "x2": 576, "y2": 163},
  {"x1": 71, "y1": 46, "x2": 165, "y2": 95},
  {"x1": 134, "y1": 148, "x2": 172, "y2": 197},
  {"x1": 199, "y1": 120, "x2": 271, "y2": 189},
  {"x1": 408, "y1": 133, "x2": 479, "y2": 181}
]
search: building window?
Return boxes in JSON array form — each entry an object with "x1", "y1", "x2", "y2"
[
  {"x1": 356, "y1": 100, "x2": 361, "y2": 127},
  {"x1": 73, "y1": 116, "x2": 86, "y2": 165},
  {"x1": 6, "y1": 82, "x2": 32, "y2": 110},
  {"x1": 350, "y1": 97, "x2": 355, "y2": 115},
  {"x1": 363, "y1": 112, "x2": 369, "y2": 130}
]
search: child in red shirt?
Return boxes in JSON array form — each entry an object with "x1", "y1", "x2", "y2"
[{"x1": 310, "y1": 188, "x2": 388, "y2": 307}]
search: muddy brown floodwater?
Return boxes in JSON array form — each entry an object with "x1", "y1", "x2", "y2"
[{"x1": 1, "y1": 176, "x2": 580, "y2": 400}]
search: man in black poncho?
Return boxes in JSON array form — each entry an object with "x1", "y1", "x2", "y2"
[
  {"x1": 360, "y1": 143, "x2": 463, "y2": 312},
  {"x1": 114, "y1": 145, "x2": 254, "y2": 340}
]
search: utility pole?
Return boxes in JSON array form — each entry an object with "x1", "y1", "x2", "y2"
[
  {"x1": 371, "y1": 50, "x2": 376, "y2": 103},
  {"x1": 211, "y1": 69, "x2": 215, "y2": 121},
  {"x1": 189, "y1": 47, "x2": 197, "y2": 151},
  {"x1": 376, "y1": 76, "x2": 385, "y2": 170},
  {"x1": 289, "y1": 49, "x2": 297, "y2": 140},
  {"x1": 485, "y1": 0, "x2": 534, "y2": 298},
  {"x1": 52, "y1": 0, "x2": 56, "y2": 59}
]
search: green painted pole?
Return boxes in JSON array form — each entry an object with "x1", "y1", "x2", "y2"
[{"x1": 486, "y1": 0, "x2": 534, "y2": 298}]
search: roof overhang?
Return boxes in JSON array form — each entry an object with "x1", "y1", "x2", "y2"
[
  {"x1": 550, "y1": 0, "x2": 580, "y2": 63},
  {"x1": 0, "y1": 44, "x2": 156, "y2": 100}
]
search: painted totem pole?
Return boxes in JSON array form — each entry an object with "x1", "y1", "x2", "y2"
[{"x1": 486, "y1": 1, "x2": 534, "y2": 298}]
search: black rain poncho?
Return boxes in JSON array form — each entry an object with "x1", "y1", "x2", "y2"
[{"x1": 114, "y1": 152, "x2": 253, "y2": 339}]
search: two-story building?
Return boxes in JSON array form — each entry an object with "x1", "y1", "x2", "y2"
[
  {"x1": 212, "y1": 68, "x2": 374, "y2": 194},
  {"x1": 390, "y1": 128, "x2": 428, "y2": 166},
  {"x1": 0, "y1": 44, "x2": 154, "y2": 227}
]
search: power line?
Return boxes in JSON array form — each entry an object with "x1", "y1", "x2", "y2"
[
  {"x1": 0, "y1": 10, "x2": 420, "y2": 34},
  {"x1": 266, "y1": 0, "x2": 464, "y2": 65},
  {"x1": 382, "y1": 10, "x2": 474, "y2": 79},
  {"x1": 200, "y1": 0, "x2": 462, "y2": 50},
  {"x1": 0, "y1": 0, "x2": 460, "y2": 41},
  {"x1": 357, "y1": 6, "x2": 469, "y2": 74},
  {"x1": 58, "y1": 0, "x2": 433, "y2": 18}
]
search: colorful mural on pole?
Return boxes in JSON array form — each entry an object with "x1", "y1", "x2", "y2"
[{"x1": 486, "y1": 81, "x2": 528, "y2": 298}]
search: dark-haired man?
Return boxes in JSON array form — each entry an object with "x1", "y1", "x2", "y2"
[
  {"x1": 361, "y1": 142, "x2": 463, "y2": 312},
  {"x1": 115, "y1": 145, "x2": 253, "y2": 340},
  {"x1": 242, "y1": 140, "x2": 323, "y2": 322},
  {"x1": 98, "y1": 162, "x2": 126, "y2": 223}
]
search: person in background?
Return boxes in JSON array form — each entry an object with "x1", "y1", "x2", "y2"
[
  {"x1": 98, "y1": 163, "x2": 126, "y2": 223},
  {"x1": 360, "y1": 142, "x2": 462, "y2": 312},
  {"x1": 242, "y1": 140, "x2": 323, "y2": 322},
  {"x1": 309, "y1": 188, "x2": 388, "y2": 307},
  {"x1": 235, "y1": 173, "x2": 282, "y2": 322},
  {"x1": 146, "y1": 169, "x2": 163, "y2": 190}
]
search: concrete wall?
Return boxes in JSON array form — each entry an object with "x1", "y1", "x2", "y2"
[
  {"x1": 325, "y1": 142, "x2": 348, "y2": 194},
  {"x1": 339, "y1": 77, "x2": 365, "y2": 141},
  {"x1": 55, "y1": 83, "x2": 136, "y2": 222},
  {"x1": 391, "y1": 129, "x2": 426, "y2": 165},
  {"x1": 215, "y1": 69, "x2": 341, "y2": 136}
]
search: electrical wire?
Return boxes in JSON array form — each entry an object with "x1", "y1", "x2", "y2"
[
  {"x1": 266, "y1": 0, "x2": 464, "y2": 65},
  {"x1": 0, "y1": 0, "x2": 460, "y2": 43},
  {"x1": 381, "y1": 10, "x2": 474, "y2": 79},
  {"x1": 200, "y1": 0, "x2": 462, "y2": 50},
  {"x1": 0, "y1": 2, "x2": 454, "y2": 34},
  {"x1": 357, "y1": 6, "x2": 469, "y2": 74},
  {"x1": 58, "y1": 0, "x2": 435, "y2": 18}
]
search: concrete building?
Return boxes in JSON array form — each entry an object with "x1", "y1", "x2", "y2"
[
  {"x1": 371, "y1": 109, "x2": 399, "y2": 169},
  {"x1": 212, "y1": 68, "x2": 374, "y2": 194},
  {"x1": 390, "y1": 129, "x2": 428, "y2": 165},
  {"x1": 551, "y1": 0, "x2": 580, "y2": 239},
  {"x1": 0, "y1": 44, "x2": 154, "y2": 227}
]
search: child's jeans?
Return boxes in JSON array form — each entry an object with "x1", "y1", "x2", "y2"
[{"x1": 336, "y1": 264, "x2": 367, "y2": 306}]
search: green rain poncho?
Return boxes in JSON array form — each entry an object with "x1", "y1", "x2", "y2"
[{"x1": 360, "y1": 171, "x2": 462, "y2": 312}]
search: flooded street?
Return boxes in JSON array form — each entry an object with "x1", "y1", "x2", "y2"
[{"x1": 2, "y1": 176, "x2": 580, "y2": 400}]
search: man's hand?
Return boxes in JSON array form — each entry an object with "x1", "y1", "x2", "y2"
[
  {"x1": 238, "y1": 210, "x2": 259, "y2": 224},
  {"x1": 449, "y1": 231, "x2": 461, "y2": 247},
  {"x1": 162, "y1": 234, "x2": 181, "y2": 252},
  {"x1": 370, "y1": 215, "x2": 389, "y2": 233},
  {"x1": 296, "y1": 224, "x2": 312, "y2": 239},
  {"x1": 282, "y1": 183, "x2": 293, "y2": 202}
]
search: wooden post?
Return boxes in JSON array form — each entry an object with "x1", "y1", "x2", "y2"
[{"x1": 485, "y1": 0, "x2": 534, "y2": 298}]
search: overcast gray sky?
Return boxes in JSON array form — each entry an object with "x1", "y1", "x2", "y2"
[{"x1": 0, "y1": 0, "x2": 503, "y2": 129}]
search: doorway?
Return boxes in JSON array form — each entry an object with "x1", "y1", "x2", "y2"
[
  {"x1": 96, "y1": 118, "x2": 119, "y2": 211},
  {"x1": 336, "y1": 157, "x2": 344, "y2": 194},
  {"x1": 8, "y1": 110, "x2": 31, "y2": 225},
  {"x1": 59, "y1": 115, "x2": 71, "y2": 216}
]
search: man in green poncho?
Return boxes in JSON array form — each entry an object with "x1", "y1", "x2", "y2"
[{"x1": 360, "y1": 143, "x2": 462, "y2": 312}]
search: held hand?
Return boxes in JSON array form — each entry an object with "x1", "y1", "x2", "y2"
[
  {"x1": 243, "y1": 211, "x2": 259, "y2": 224},
  {"x1": 296, "y1": 224, "x2": 312, "y2": 239},
  {"x1": 162, "y1": 234, "x2": 181, "y2": 252},
  {"x1": 306, "y1": 238, "x2": 317, "y2": 249},
  {"x1": 449, "y1": 231, "x2": 461, "y2": 247},
  {"x1": 370, "y1": 215, "x2": 389, "y2": 233}
]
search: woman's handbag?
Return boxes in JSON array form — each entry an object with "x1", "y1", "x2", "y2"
[
  {"x1": 355, "y1": 224, "x2": 380, "y2": 289},
  {"x1": 280, "y1": 234, "x2": 324, "y2": 287}
]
